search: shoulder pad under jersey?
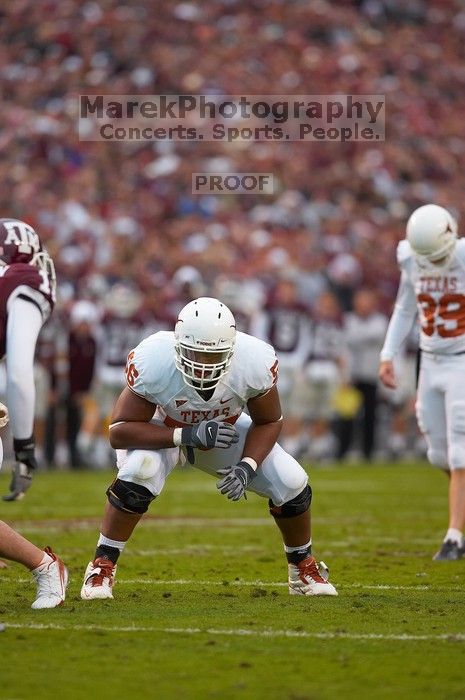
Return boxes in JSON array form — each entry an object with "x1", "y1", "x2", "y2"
[
  {"x1": 225, "y1": 332, "x2": 278, "y2": 400},
  {"x1": 127, "y1": 331, "x2": 176, "y2": 400},
  {"x1": 396, "y1": 239, "x2": 413, "y2": 268},
  {"x1": 453, "y1": 238, "x2": 465, "y2": 267}
]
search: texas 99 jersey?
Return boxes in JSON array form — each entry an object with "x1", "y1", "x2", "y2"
[
  {"x1": 403, "y1": 240, "x2": 465, "y2": 354},
  {"x1": 0, "y1": 262, "x2": 54, "y2": 356}
]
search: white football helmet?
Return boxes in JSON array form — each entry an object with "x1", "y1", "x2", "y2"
[
  {"x1": 174, "y1": 297, "x2": 236, "y2": 391},
  {"x1": 406, "y1": 204, "x2": 458, "y2": 266}
]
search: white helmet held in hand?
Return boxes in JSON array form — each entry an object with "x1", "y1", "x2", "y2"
[
  {"x1": 406, "y1": 204, "x2": 458, "y2": 265},
  {"x1": 174, "y1": 297, "x2": 236, "y2": 391}
]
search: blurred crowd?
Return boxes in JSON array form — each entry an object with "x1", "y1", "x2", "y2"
[{"x1": 1, "y1": 0, "x2": 464, "y2": 467}]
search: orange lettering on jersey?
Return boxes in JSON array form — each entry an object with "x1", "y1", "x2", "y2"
[
  {"x1": 125, "y1": 351, "x2": 139, "y2": 387},
  {"x1": 164, "y1": 413, "x2": 239, "y2": 427},
  {"x1": 269, "y1": 359, "x2": 279, "y2": 385},
  {"x1": 419, "y1": 276, "x2": 458, "y2": 294},
  {"x1": 417, "y1": 292, "x2": 465, "y2": 338}
]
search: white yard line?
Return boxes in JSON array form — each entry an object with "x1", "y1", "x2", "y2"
[
  {"x1": 3, "y1": 622, "x2": 464, "y2": 641},
  {"x1": 13, "y1": 576, "x2": 461, "y2": 592},
  {"x1": 115, "y1": 580, "x2": 460, "y2": 591}
]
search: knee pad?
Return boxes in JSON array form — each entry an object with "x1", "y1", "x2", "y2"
[
  {"x1": 269, "y1": 484, "x2": 312, "y2": 519},
  {"x1": 106, "y1": 478, "x2": 155, "y2": 514}
]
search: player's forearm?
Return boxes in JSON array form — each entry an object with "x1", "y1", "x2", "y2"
[
  {"x1": 241, "y1": 419, "x2": 283, "y2": 467},
  {"x1": 380, "y1": 305, "x2": 416, "y2": 361},
  {"x1": 381, "y1": 271, "x2": 417, "y2": 361},
  {"x1": 109, "y1": 421, "x2": 175, "y2": 450}
]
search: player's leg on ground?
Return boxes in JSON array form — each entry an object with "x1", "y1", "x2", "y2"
[
  {"x1": 81, "y1": 446, "x2": 179, "y2": 599},
  {"x1": 81, "y1": 500, "x2": 144, "y2": 600},
  {"x1": 435, "y1": 374, "x2": 465, "y2": 559},
  {"x1": 415, "y1": 360, "x2": 456, "y2": 559},
  {"x1": 0, "y1": 521, "x2": 68, "y2": 608},
  {"x1": 196, "y1": 414, "x2": 338, "y2": 594},
  {"x1": 269, "y1": 488, "x2": 337, "y2": 597},
  {"x1": 439, "y1": 468, "x2": 465, "y2": 558},
  {"x1": 445, "y1": 373, "x2": 465, "y2": 549},
  {"x1": 448, "y1": 469, "x2": 465, "y2": 533}
]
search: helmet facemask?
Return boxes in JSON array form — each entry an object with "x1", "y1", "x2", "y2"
[
  {"x1": 175, "y1": 343, "x2": 234, "y2": 391},
  {"x1": 174, "y1": 297, "x2": 236, "y2": 392}
]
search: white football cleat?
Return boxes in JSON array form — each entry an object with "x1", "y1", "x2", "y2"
[
  {"x1": 31, "y1": 547, "x2": 68, "y2": 609},
  {"x1": 288, "y1": 556, "x2": 338, "y2": 596},
  {"x1": 81, "y1": 558, "x2": 116, "y2": 600}
]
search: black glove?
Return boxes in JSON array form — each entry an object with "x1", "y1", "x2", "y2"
[
  {"x1": 181, "y1": 421, "x2": 239, "y2": 464},
  {"x1": 2, "y1": 438, "x2": 37, "y2": 502},
  {"x1": 13, "y1": 438, "x2": 38, "y2": 471},
  {"x1": 216, "y1": 461, "x2": 257, "y2": 501},
  {"x1": 2, "y1": 462, "x2": 34, "y2": 501}
]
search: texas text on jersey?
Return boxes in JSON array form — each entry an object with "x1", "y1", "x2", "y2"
[
  {"x1": 0, "y1": 263, "x2": 55, "y2": 358},
  {"x1": 383, "y1": 238, "x2": 465, "y2": 357}
]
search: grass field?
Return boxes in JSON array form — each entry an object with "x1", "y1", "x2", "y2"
[{"x1": 0, "y1": 461, "x2": 464, "y2": 700}]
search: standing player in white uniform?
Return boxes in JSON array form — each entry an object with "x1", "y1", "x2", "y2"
[
  {"x1": 81, "y1": 297, "x2": 337, "y2": 598},
  {"x1": 380, "y1": 204, "x2": 465, "y2": 560}
]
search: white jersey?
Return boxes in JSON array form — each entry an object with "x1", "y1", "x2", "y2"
[
  {"x1": 125, "y1": 330, "x2": 278, "y2": 427},
  {"x1": 381, "y1": 239, "x2": 465, "y2": 359}
]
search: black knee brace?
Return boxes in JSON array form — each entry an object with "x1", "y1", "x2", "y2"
[
  {"x1": 106, "y1": 478, "x2": 156, "y2": 514},
  {"x1": 269, "y1": 484, "x2": 312, "y2": 519}
]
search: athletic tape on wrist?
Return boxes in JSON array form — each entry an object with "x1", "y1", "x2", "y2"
[
  {"x1": 173, "y1": 427, "x2": 183, "y2": 446},
  {"x1": 240, "y1": 457, "x2": 258, "y2": 472}
]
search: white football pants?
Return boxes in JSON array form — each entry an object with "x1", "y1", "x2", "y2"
[
  {"x1": 115, "y1": 413, "x2": 309, "y2": 506},
  {"x1": 416, "y1": 352, "x2": 465, "y2": 470},
  {"x1": 6, "y1": 297, "x2": 44, "y2": 440}
]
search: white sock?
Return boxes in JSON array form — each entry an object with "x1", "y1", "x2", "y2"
[
  {"x1": 444, "y1": 528, "x2": 463, "y2": 545},
  {"x1": 284, "y1": 540, "x2": 312, "y2": 554},
  {"x1": 97, "y1": 534, "x2": 126, "y2": 552}
]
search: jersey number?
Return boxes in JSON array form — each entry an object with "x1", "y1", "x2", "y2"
[
  {"x1": 417, "y1": 293, "x2": 465, "y2": 337},
  {"x1": 125, "y1": 351, "x2": 139, "y2": 387},
  {"x1": 269, "y1": 359, "x2": 279, "y2": 385}
]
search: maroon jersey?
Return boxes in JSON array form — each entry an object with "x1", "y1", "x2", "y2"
[
  {"x1": 259, "y1": 301, "x2": 312, "y2": 364},
  {"x1": 308, "y1": 315, "x2": 345, "y2": 362},
  {"x1": 0, "y1": 263, "x2": 55, "y2": 357}
]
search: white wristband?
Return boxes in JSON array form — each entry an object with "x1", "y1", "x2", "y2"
[
  {"x1": 241, "y1": 457, "x2": 258, "y2": 472},
  {"x1": 109, "y1": 421, "x2": 126, "y2": 430},
  {"x1": 173, "y1": 428, "x2": 183, "y2": 446}
]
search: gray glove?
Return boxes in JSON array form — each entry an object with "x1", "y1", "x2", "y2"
[
  {"x1": 2, "y1": 462, "x2": 34, "y2": 501},
  {"x1": 181, "y1": 420, "x2": 239, "y2": 464},
  {"x1": 216, "y1": 461, "x2": 256, "y2": 501}
]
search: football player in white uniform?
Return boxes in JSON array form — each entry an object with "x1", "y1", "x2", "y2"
[
  {"x1": 81, "y1": 297, "x2": 337, "y2": 599},
  {"x1": 380, "y1": 204, "x2": 465, "y2": 560},
  {"x1": 0, "y1": 402, "x2": 68, "y2": 609}
]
